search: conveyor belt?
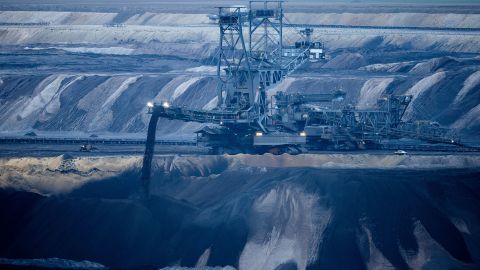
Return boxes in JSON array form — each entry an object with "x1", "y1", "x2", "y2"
[{"x1": 0, "y1": 137, "x2": 195, "y2": 146}]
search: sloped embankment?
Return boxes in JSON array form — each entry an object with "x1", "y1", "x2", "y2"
[{"x1": 0, "y1": 154, "x2": 479, "y2": 269}]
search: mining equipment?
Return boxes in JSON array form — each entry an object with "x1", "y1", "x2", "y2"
[{"x1": 140, "y1": 1, "x2": 465, "y2": 194}]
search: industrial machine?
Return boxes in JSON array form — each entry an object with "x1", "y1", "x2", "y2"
[{"x1": 140, "y1": 1, "x2": 464, "y2": 194}]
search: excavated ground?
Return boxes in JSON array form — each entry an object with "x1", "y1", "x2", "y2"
[
  {"x1": 1, "y1": 4, "x2": 480, "y2": 137},
  {"x1": 0, "y1": 154, "x2": 480, "y2": 269},
  {"x1": 1, "y1": 2, "x2": 480, "y2": 269}
]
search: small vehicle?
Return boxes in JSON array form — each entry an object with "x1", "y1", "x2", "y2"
[
  {"x1": 80, "y1": 144, "x2": 97, "y2": 152},
  {"x1": 394, "y1": 150, "x2": 408, "y2": 155}
]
